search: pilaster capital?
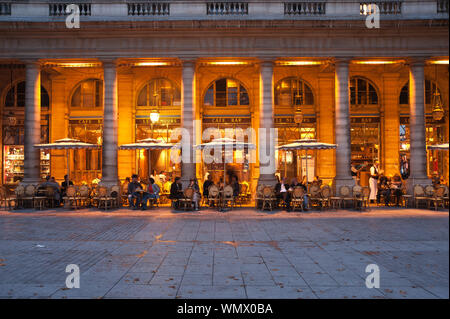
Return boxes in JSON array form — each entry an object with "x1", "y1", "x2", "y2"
[
  {"x1": 99, "y1": 58, "x2": 119, "y2": 68},
  {"x1": 180, "y1": 59, "x2": 197, "y2": 69},
  {"x1": 259, "y1": 58, "x2": 275, "y2": 69},
  {"x1": 22, "y1": 59, "x2": 43, "y2": 69},
  {"x1": 407, "y1": 56, "x2": 428, "y2": 67},
  {"x1": 332, "y1": 57, "x2": 353, "y2": 66}
]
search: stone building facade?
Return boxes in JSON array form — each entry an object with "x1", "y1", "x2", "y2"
[{"x1": 0, "y1": 0, "x2": 448, "y2": 194}]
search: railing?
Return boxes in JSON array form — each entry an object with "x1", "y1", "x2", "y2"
[
  {"x1": 360, "y1": 1, "x2": 402, "y2": 15},
  {"x1": 128, "y1": 2, "x2": 170, "y2": 16},
  {"x1": 206, "y1": 2, "x2": 248, "y2": 15},
  {"x1": 49, "y1": 3, "x2": 92, "y2": 16},
  {"x1": 284, "y1": 2, "x2": 326, "y2": 15},
  {"x1": 0, "y1": 2, "x2": 10, "y2": 15},
  {"x1": 437, "y1": 0, "x2": 449, "y2": 13}
]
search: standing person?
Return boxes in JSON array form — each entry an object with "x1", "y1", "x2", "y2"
[
  {"x1": 128, "y1": 174, "x2": 143, "y2": 209},
  {"x1": 351, "y1": 162, "x2": 360, "y2": 185},
  {"x1": 61, "y1": 174, "x2": 73, "y2": 197},
  {"x1": 369, "y1": 161, "x2": 380, "y2": 203},
  {"x1": 400, "y1": 155, "x2": 410, "y2": 180}
]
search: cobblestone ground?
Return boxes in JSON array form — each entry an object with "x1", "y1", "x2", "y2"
[{"x1": 0, "y1": 207, "x2": 448, "y2": 299}]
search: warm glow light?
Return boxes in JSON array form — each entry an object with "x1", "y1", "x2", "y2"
[
  {"x1": 46, "y1": 62, "x2": 101, "y2": 68},
  {"x1": 429, "y1": 59, "x2": 449, "y2": 65},
  {"x1": 135, "y1": 62, "x2": 169, "y2": 66},
  {"x1": 150, "y1": 110, "x2": 160, "y2": 123},
  {"x1": 353, "y1": 60, "x2": 401, "y2": 65},
  {"x1": 277, "y1": 61, "x2": 323, "y2": 66},
  {"x1": 208, "y1": 61, "x2": 248, "y2": 65}
]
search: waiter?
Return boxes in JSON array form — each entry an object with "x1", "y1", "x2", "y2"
[{"x1": 369, "y1": 161, "x2": 379, "y2": 204}]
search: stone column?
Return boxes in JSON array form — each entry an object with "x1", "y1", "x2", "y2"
[
  {"x1": 407, "y1": 58, "x2": 431, "y2": 190},
  {"x1": 22, "y1": 60, "x2": 42, "y2": 185},
  {"x1": 257, "y1": 60, "x2": 277, "y2": 186},
  {"x1": 382, "y1": 73, "x2": 400, "y2": 177},
  {"x1": 100, "y1": 60, "x2": 119, "y2": 186},
  {"x1": 180, "y1": 60, "x2": 196, "y2": 187},
  {"x1": 333, "y1": 58, "x2": 354, "y2": 194}
]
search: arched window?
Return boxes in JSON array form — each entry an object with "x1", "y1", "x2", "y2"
[
  {"x1": 137, "y1": 78, "x2": 181, "y2": 107},
  {"x1": 4, "y1": 81, "x2": 49, "y2": 108},
  {"x1": 71, "y1": 79, "x2": 103, "y2": 108},
  {"x1": 274, "y1": 77, "x2": 314, "y2": 106},
  {"x1": 350, "y1": 77, "x2": 378, "y2": 105},
  {"x1": 203, "y1": 78, "x2": 249, "y2": 107},
  {"x1": 399, "y1": 80, "x2": 441, "y2": 105}
]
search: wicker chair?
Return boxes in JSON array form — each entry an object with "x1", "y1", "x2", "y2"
[
  {"x1": 97, "y1": 186, "x2": 115, "y2": 210},
  {"x1": 427, "y1": 186, "x2": 446, "y2": 211},
  {"x1": 334, "y1": 186, "x2": 353, "y2": 209},
  {"x1": 413, "y1": 185, "x2": 428, "y2": 208},
  {"x1": 110, "y1": 185, "x2": 121, "y2": 208},
  {"x1": 207, "y1": 184, "x2": 220, "y2": 208},
  {"x1": 78, "y1": 185, "x2": 91, "y2": 208},
  {"x1": 179, "y1": 188, "x2": 194, "y2": 211},
  {"x1": 0, "y1": 186, "x2": 15, "y2": 210},
  {"x1": 291, "y1": 186, "x2": 305, "y2": 212},
  {"x1": 222, "y1": 185, "x2": 235, "y2": 209},
  {"x1": 308, "y1": 184, "x2": 321, "y2": 209},
  {"x1": 318, "y1": 185, "x2": 331, "y2": 211},
  {"x1": 354, "y1": 186, "x2": 370, "y2": 211},
  {"x1": 261, "y1": 186, "x2": 276, "y2": 211},
  {"x1": 14, "y1": 185, "x2": 25, "y2": 209},
  {"x1": 22, "y1": 185, "x2": 36, "y2": 208},
  {"x1": 255, "y1": 184, "x2": 265, "y2": 209},
  {"x1": 64, "y1": 185, "x2": 78, "y2": 209}
]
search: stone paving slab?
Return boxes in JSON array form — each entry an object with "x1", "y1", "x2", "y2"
[{"x1": 0, "y1": 208, "x2": 448, "y2": 299}]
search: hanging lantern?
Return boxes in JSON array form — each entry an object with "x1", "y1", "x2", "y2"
[
  {"x1": 150, "y1": 109, "x2": 160, "y2": 124},
  {"x1": 431, "y1": 91, "x2": 445, "y2": 121},
  {"x1": 294, "y1": 107, "x2": 303, "y2": 124}
]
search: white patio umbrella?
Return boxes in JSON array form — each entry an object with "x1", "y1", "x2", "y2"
[
  {"x1": 119, "y1": 138, "x2": 175, "y2": 179},
  {"x1": 195, "y1": 138, "x2": 256, "y2": 182},
  {"x1": 34, "y1": 137, "x2": 100, "y2": 179},
  {"x1": 277, "y1": 139, "x2": 337, "y2": 183},
  {"x1": 427, "y1": 143, "x2": 449, "y2": 151}
]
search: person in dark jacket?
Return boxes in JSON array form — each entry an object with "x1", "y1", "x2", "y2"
[
  {"x1": 128, "y1": 174, "x2": 143, "y2": 209},
  {"x1": 169, "y1": 177, "x2": 183, "y2": 208},
  {"x1": 231, "y1": 175, "x2": 240, "y2": 197},
  {"x1": 61, "y1": 174, "x2": 73, "y2": 197},
  {"x1": 275, "y1": 176, "x2": 290, "y2": 210},
  {"x1": 203, "y1": 174, "x2": 214, "y2": 199}
]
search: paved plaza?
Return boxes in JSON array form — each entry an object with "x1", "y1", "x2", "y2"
[{"x1": 0, "y1": 207, "x2": 448, "y2": 299}]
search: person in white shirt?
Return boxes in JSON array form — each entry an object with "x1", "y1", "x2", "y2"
[{"x1": 369, "y1": 161, "x2": 379, "y2": 203}]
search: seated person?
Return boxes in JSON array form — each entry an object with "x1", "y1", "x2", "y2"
[
  {"x1": 128, "y1": 174, "x2": 144, "y2": 209},
  {"x1": 231, "y1": 176, "x2": 240, "y2": 198},
  {"x1": 275, "y1": 177, "x2": 290, "y2": 210},
  {"x1": 61, "y1": 174, "x2": 73, "y2": 197},
  {"x1": 188, "y1": 178, "x2": 201, "y2": 211},
  {"x1": 141, "y1": 178, "x2": 160, "y2": 210},
  {"x1": 203, "y1": 174, "x2": 214, "y2": 199},
  {"x1": 169, "y1": 177, "x2": 183, "y2": 208},
  {"x1": 390, "y1": 174, "x2": 403, "y2": 206},
  {"x1": 376, "y1": 171, "x2": 391, "y2": 206}
]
